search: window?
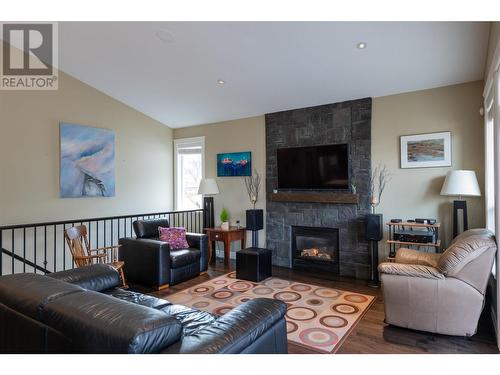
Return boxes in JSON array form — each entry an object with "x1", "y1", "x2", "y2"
[
  {"x1": 484, "y1": 68, "x2": 500, "y2": 287},
  {"x1": 485, "y1": 105, "x2": 495, "y2": 233},
  {"x1": 174, "y1": 137, "x2": 205, "y2": 210},
  {"x1": 483, "y1": 31, "x2": 500, "y2": 350}
]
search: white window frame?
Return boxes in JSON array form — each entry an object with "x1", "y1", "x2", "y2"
[
  {"x1": 485, "y1": 99, "x2": 495, "y2": 233},
  {"x1": 483, "y1": 33, "x2": 500, "y2": 349},
  {"x1": 173, "y1": 136, "x2": 205, "y2": 211}
]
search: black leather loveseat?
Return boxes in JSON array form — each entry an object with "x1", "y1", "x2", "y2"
[
  {"x1": 119, "y1": 218, "x2": 209, "y2": 289},
  {"x1": 0, "y1": 264, "x2": 288, "y2": 354}
]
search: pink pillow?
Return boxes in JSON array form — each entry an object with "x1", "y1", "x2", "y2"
[{"x1": 158, "y1": 227, "x2": 190, "y2": 250}]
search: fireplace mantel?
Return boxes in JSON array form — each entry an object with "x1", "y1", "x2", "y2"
[{"x1": 267, "y1": 192, "x2": 359, "y2": 204}]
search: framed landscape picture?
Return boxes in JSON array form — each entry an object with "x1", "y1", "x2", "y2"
[
  {"x1": 400, "y1": 131, "x2": 451, "y2": 169},
  {"x1": 60, "y1": 123, "x2": 116, "y2": 197},
  {"x1": 217, "y1": 151, "x2": 252, "y2": 177}
]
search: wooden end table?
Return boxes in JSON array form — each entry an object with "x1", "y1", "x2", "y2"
[{"x1": 204, "y1": 227, "x2": 246, "y2": 265}]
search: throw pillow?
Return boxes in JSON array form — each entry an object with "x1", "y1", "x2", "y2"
[{"x1": 158, "y1": 226, "x2": 190, "y2": 250}]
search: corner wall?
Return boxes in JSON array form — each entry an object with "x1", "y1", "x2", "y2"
[
  {"x1": 373, "y1": 81, "x2": 485, "y2": 255},
  {"x1": 0, "y1": 70, "x2": 174, "y2": 225},
  {"x1": 173, "y1": 80, "x2": 485, "y2": 263},
  {"x1": 173, "y1": 116, "x2": 266, "y2": 254}
]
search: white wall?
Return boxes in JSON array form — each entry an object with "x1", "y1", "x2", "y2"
[
  {"x1": 0, "y1": 70, "x2": 174, "y2": 226},
  {"x1": 174, "y1": 81, "x2": 485, "y2": 261},
  {"x1": 173, "y1": 116, "x2": 266, "y2": 256},
  {"x1": 373, "y1": 81, "x2": 485, "y2": 257}
]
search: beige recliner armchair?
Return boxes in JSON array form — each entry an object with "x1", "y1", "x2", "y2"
[{"x1": 378, "y1": 229, "x2": 497, "y2": 336}]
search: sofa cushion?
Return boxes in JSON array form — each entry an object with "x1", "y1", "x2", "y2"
[
  {"x1": 159, "y1": 227, "x2": 190, "y2": 250},
  {"x1": 395, "y1": 248, "x2": 441, "y2": 268},
  {"x1": 41, "y1": 290, "x2": 182, "y2": 353},
  {"x1": 438, "y1": 229, "x2": 496, "y2": 276},
  {"x1": 48, "y1": 264, "x2": 120, "y2": 292},
  {"x1": 170, "y1": 248, "x2": 201, "y2": 268},
  {"x1": 0, "y1": 273, "x2": 84, "y2": 320},
  {"x1": 102, "y1": 287, "x2": 172, "y2": 310},
  {"x1": 159, "y1": 304, "x2": 216, "y2": 336},
  {"x1": 133, "y1": 219, "x2": 170, "y2": 239},
  {"x1": 378, "y1": 263, "x2": 444, "y2": 279}
]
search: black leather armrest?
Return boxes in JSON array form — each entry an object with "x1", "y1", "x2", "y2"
[
  {"x1": 186, "y1": 233, "x2": 208, "y2": 273},
  {"x1": 42, "y1": 290, "x2": 182, "y2": 353},
  {"x1": 118, "y1": 238, "x2": 171, "y2": 287},
  {"x1": 48, "y1": 264, "x2": 120, "y2": 292},
  {"x1": 163, "y1": 298, "x2": 287, "y2": 354}
]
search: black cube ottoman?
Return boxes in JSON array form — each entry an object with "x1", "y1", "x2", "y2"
[{"x1": 236, "y1": 247, "x2": 272, "y2": 282}]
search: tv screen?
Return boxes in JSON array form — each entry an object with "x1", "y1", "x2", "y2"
[{"x1": 277, "y1": 144, "x2": 349, "y2": 190}]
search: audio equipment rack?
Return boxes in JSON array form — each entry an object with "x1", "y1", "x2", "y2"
[{"x1": 386, "y1": 221, "x2": 441, "y2": 259}]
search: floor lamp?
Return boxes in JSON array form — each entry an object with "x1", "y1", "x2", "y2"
[
  {"x1": 198, "y1": 178, "x2": 220, "y2": 229},
  {"x1": 440, "y1": 170, "x2": 481, "y2": 238}
]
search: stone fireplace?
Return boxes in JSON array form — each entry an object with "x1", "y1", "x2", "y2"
[
  {"x1": 291, "y1": 226, "x2": 339, "y2": 274},
  {"x1": 265, "y1": 98, "x2": 372, "y2": 279}
]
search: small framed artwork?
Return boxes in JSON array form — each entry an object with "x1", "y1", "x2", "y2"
[
  {"x1": 217, "y1": 151, "x2": 252, "y2": 177},
  {"x1": 400, "y1": 131, "x2": 451, "y2": 169}
]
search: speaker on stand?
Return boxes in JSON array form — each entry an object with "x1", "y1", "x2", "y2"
[
  {"x1": 246, "y1": 209, "x2": 264, "y2": 248},
  {"x1": 203, "y1": 197, "x2": 215, "y2": 229},
  {"x1": 365, "y1": 214, "x2": 383, "y2": 288}
]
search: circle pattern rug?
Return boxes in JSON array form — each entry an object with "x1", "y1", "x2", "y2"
[
  {"x1": 227, "y1": 280, "x2": 255, "y2": 292},
  {"x1": 166, "y1": 273, "x2": 375, "y2": 354},
  {"x1": 252, "y1": 286, "x2": 274, "y2": 295},
  {"x1": 286, "y1": 306, "x2": 317, "y2": 321},
  {"x1": 299, "y1": 328, "x2": 339, "y2": 348},
  {"x1": 274, "y1": 291, "x2": 302, "y2": 302},
  {"x1": 189, "y1": 285, "x2": 215, "y2": 295},
  {"x1": 211, "y1": 290, "x2": 234, "y2": 300}
]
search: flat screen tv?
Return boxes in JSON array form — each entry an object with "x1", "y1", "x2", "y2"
[{"x1": 277, "y1": 144, "x2": 349, "y2": 190}]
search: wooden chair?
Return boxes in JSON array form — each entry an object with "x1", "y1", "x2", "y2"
[{"x1": 64, "y1": 225, "x2": 127, "y2": 287}]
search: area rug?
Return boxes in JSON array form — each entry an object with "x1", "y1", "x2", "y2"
[{"x1": 167, "y1": 272, "x2": 375, "y2": 353}]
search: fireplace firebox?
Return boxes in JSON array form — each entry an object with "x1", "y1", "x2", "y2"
[{"x1": 291, "y1": 226, "x2": 340, "y2": 274}]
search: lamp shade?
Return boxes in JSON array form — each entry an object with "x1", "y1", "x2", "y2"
[
  {"x1": 440, "y1": 170, "x2": 481, "y2": 197},
  {"x1": 198, "y1": 178, "x2": 220, "y2": 195}
]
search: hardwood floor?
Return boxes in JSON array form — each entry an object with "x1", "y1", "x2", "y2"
[{"x1": 143, "y1": 261, "x2": 499, "y2": 354}]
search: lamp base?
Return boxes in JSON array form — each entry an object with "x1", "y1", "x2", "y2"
[{"x1": 452, "y1": 200, "x2": 468, "y2": 238}]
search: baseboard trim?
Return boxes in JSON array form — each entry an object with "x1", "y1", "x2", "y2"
[{"x1": 157, "y1": 284, "x2": 170, "y2": 291}]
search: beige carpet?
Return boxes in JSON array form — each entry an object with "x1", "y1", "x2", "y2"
[{"x1": 167, "y1": 271, "x2": 375, "y2": 353}]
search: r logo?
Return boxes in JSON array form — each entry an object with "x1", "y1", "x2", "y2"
[{"x1": 2, "y1": 23, "x2": 53, "y2": 76}]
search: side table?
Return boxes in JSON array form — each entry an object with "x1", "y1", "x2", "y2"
[{"x1": 204, "y1": 227, "x2": 246, "y2": 266}]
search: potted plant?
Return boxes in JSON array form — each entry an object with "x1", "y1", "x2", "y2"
[{"x1": 220, "y1": 208, "x2": 230, "y2": 230}]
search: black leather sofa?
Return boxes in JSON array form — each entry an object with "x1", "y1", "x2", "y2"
[
  {"x1": 119, "y1": 218, "x2": 209, "y2": 289},
  {"x1": 0, "y1": 264, "x2": 288, "y2": 354}
]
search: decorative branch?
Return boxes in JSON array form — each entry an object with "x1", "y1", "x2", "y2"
[
  {"x1": 369, "y1": 163, "x2": 392, "y2": 212},
  {"x1": 377, "y1": 164, "x2": 391, "y2": 203},
  {"x1": 244, "y1": 170, "x2": 261, "y2": 209}
]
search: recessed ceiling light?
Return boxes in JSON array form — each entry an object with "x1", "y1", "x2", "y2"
[
  {"x1": 217, "y1": 79, "x2": 225, "y2": 85},
  {"x1": 155, "y1": 29, "x2": 175, "y2": 44},
  {"x1": 357, "y1": 42, "x2": 367, "y2": 49}
]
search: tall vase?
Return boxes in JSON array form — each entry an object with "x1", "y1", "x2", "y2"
[{"x1": 370, "y1": 196, "x2": 379, "y2": 214}]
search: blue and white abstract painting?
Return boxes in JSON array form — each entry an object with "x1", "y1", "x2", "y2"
[{"x1": 60, "y1": 123, "x2": 115, "y2": 198}]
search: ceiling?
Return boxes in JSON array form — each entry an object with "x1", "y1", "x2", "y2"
[{"x1": 57, "y1": 22, "x2": 490, "y2": 128}]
